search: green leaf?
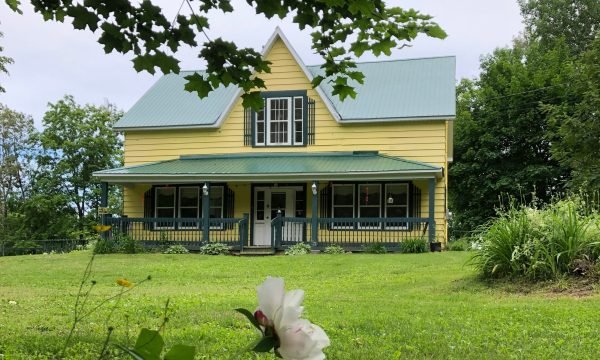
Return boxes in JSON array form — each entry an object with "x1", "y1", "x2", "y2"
[
  {"x1": 5, "y1": 0, "x2": 22, "y2": 14},
  {"x1": 332, "y1": 83, "x2": 357, "y2": 101},
  {"x1": 67, "y1": 5, "x2": 100, "y2": 31},
  {"x1": 350, "y1": 41, "x2": 370, "y2": 57},
  {"x1": 133, "y1": 329, "x2": 164, "y2": 360},
  {"x1": 235, "y1": 308, "x2": 262, "y2": 332},
  {"x1": 425, "y1": 25, "x2": 447, "y2": 39},
  {"x1": 241, "y1": 92, "x2": 265, "y2": 111},
  {"x1": 347, "y1": 71, "x2": 365, "y2": 84},
  {"x1": 184, "y1": 73, "x2": 212, "y2": 98},
  {"x1": 252, "y1": 336, "x2": 277, "y2": 352},
  {"x1": 311, "y1": 75, "x2": 325, "y2": 87},
  {"x1": 164, "y1": 344, "x2": 196, "y2": 360}
]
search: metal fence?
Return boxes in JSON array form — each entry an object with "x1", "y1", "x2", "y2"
[
  {"x1": 273, "y1": 216, "x2": 431, "y2": 251},
  {"x1": 0, "y1": 239, "x2": 90, "y2": 256},
  {"x1": 105, "y1": 216, "x2": 249, "y2": 250}
]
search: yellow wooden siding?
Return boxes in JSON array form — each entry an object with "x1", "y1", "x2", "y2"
[{"x1": 122, "y1": 38, "x2": 449, "y2": 242}]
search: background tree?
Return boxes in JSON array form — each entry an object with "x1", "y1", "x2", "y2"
[
  {"x1": 449, "y1": 40, "x2": 574, "y2": 234},
  {"x1": 5, "y1": 0, "x2": 446, "y2": 108},
  {"x1": 36, "y1": 95, "x2": 122, "y2": 237},
  {"x1": 0, "y1": 28, "x2": 14, "y2": 93},
  {"x1": 0, "y1": 104, "x2": 36, "y2": 245},
  {"x1": 543, "y1": 35, "x2": 600, "y2": 192},
  {"x1": 519, "y1": 0, "x2": 600, "y2": 55}
]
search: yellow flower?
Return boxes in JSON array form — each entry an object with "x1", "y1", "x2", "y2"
[
  {"x1": 93, "y1": 225, "x2": 112, "y2": 233},
  {"x1": 116, "y1": 278, "x2": 133, "y2": 288}
]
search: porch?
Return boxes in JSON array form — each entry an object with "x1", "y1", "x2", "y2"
[
  {"x1": 101, "y1": 215, "x2": 433, "y2": 252},
  {"x1": 94, "y1": 152, "x2": 445, "y2": 251}
]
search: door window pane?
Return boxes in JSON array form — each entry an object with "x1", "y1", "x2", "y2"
[{"x1": 256, "y1": 190, "x2": 265, "y2": 221}]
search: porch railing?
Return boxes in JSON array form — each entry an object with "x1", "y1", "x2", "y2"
[
  {"x1": 105, "y1": 215, "x2": 249, "y2": 250},
  {"x1": 272, "y1": 216, "x2": 430, "y2": 250}
]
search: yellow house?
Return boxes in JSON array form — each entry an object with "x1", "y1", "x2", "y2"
[{"x1": 94, "y1": 28, "x2": 455, "y2": 252}]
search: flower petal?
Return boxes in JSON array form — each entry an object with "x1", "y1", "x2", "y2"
[
  {"x1": 277, "y1": 319, "x2": 330, "y2": 360},
  {"x1": 256, "y1": 277, "x2": 285, "y2": 321}
]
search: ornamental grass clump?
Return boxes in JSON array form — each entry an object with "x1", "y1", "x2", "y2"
[{"x1": 471, "y1": 197, "x2": 600, "y2": 280}]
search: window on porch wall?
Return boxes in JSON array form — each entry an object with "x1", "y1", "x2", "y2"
[
  {"x1": 385, "y1": 184, "x2": 409, "y2": 230},
  {"x1": 155, "y1": 187, "x2": 175, "y2": 229},
  {"x1": 332, "y1": 184, "x2": 354, "y2": 229},
  {"x1": 151, "y1": 185, "x2": 225, "y2": 230},
  {"x1": 358, "y1": 184, "x2": 381, "y2": 229},
  {"x1": 179, "y1": 187, "x2": 200, "y2": 229}
]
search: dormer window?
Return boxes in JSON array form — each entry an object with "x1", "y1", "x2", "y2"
[{"x1": 244, "y1": 90, "x2": 315, "y2": 147}]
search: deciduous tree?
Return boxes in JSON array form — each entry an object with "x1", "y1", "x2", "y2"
[
  {"x1": 36, "y1": 95, "x2": 122, "y2": 236},
  {"x1": 5, "y1": 0, "x2": 446, "y2": 108}
]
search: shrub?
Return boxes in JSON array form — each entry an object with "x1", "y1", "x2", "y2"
[
  {"x1": 93, "y1": 239, "x2": 115, "y2": 254},
  {"x1": 447, "y1": 238, "x2": 470, "y2": 251},
  {"x1": 401, "y1": 238, "x2": 429, "y2": 253},
  {"x1": 471, "y1": 197, "x2": 600, "y2": 280},
  {"x1": 199, "y1": 243, "x2": 231, "y2": 255},
  {"x1": 163, "y1": 245, "x2": 189, "y2": 254},
  {"x1": 362, "y1": 243, "x2": 387, "y2": 254},
  {"x1": 323, "y1": 245, "x2": 346, "y2": 254},
  {"x1": 93, "y1": 233, "x2": 145, "y2": 254},
  {"x1": 285, "y1": 243, "x2": 311, "y2": 256}
]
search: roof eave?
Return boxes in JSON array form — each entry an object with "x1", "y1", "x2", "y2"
[
  {"x1": 339, "y1": 115, "x2": 455, "y2": 123},
  {"x1": 94, "y1": 168, "x2": 443, "y2": 184}
]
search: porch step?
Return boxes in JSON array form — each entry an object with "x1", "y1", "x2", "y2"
[{"x1": 238, "y1": 246, "x2": 276, "y2": 256}]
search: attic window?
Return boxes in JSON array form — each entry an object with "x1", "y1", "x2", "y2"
[{"x1": 244, "y1": 90, "x2": 315, "y2": 147}]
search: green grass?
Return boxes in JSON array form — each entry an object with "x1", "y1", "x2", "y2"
[{"x1": 0, "y1": 251, "x2": 599, "y2": 359}]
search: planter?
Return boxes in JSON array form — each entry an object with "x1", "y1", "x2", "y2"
[{"x1": 429, "y1": 242, "x2": 442, "y2": 252}]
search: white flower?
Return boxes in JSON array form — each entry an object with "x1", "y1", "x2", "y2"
[
  {"x1": 8, "y1": 300, "x2": 17, "y2": 305},
  {"x1": 256, "y1": 277, "x2": 330, "y2": 360}
]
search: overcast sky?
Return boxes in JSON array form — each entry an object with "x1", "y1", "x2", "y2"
[{"x1": 1, "y1": 0, "x2": 524, "y2": 127}]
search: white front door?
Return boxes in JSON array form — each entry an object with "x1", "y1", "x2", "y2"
[{"x1": 253, "y1": 187, "x2": 296, "y2": 246}]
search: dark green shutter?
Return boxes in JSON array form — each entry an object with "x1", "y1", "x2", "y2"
[
  {"x1": 243, "y1": 107, "x2": 252, "y2": 146},
  {"x1": 319, "y1": 184, "x2": 331, "y2": 229},
  {"x1": 224, "y1": 186, "x2": 235, "y2": 229},
  {"x1": 307, "y1": 98, "x2": 316, "y2": 145},
  {"x1": 143, "y1": 188, "x2": 154, "y2": 230}
]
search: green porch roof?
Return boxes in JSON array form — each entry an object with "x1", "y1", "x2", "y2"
[{"x1": 94, "y1": 152, "x2": 442, "y2": 183}]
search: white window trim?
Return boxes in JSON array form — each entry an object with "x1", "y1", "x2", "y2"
[
  {"x1": 178, "y1": 186, "x2": 200, "y2": 229},
  {"x1": 384, "y1": 183, "x2": 410, "y2": 230},
  {"x1": 155, "y1": 187, "x2": 175, "y2": 230},
  {"x1": 331, "y1": 184, "x2": 355, "y2": 230},
  {"x1": 358, "y1": 184, "x2": 382, "y2": 230},
  {"x1": 266, "y1": 97, "x2": 292, "y2": 146}
]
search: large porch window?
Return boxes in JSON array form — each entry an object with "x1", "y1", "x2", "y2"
[
  {"x1": 324, "y1": 182, "x2": 418, "y2": 231},
  {"x1": 152, "y1": 185, "x2": 224, "y2": 230},
  {"x1": 385, "y1": 184, "x2": 409, "y2": 230},
  {"x1": 358, "y1": 184, "x2": 381, "y2": 229},
  {"x1": 332, "y1": 184, "x2": 354, "y2": 229}
]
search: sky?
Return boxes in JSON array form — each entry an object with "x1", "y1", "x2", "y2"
[{"x1": 0, "y1": 0, "x2": 524, "y2": 127}]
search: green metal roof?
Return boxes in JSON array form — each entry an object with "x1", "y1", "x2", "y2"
[
  {"x1": 113, "y1": 57, "x2": 455, "y2": 130},
  {"x1": 115, "y1": 71, "x2": 238, "y2": 129},
  {"x1": 94, "y1": 152, "x2": 442, "y2": 182},
  {"x1": 307, "y1": 57, "x2": 456, "y2": 121}
]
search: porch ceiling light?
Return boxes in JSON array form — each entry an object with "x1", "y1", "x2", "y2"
[
  {"x1": 202, "y1": 183, "x2": 209, "y2": 196},
  {"x1": 311, "y1": 182, "x2": 317, "y2": 195},
  {"x1": 387, "y1": 194, "x2": 394, "y2": 204}
]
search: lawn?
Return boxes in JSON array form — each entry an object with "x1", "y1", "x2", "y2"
[{"x1": 0, "y1": 251, "x2": 599, "y2": 359}]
